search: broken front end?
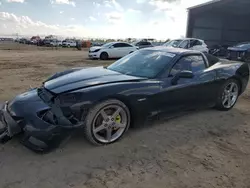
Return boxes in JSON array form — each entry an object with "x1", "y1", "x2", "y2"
[{"x1": 0, "y1": 87, "x2": 88, "y2": 152}]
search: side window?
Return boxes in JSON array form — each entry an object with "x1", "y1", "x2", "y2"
[
  {"x1": 170, "y1": 55, "x2": 206, "y2": 76},
  {"x1": 113, "y1": 43, "x2": 122, "y2": 48},
  {"x1": 179, "y1": 40, "x2": 189, "y2": 49},
  {"x1": 170, "y1": 56, "x2": 192, "y2": 76},
  {"x1": 141, "y1": 42, "x2": 150, "y2": 46},
  {"x1": 120, "y1": 43, "x2": 132, "y2": 47},
  {"x1": 190, "y1": 40, "x2": 202, "y2": 47},
  {"x1": 190, "y1": 55, "x2": 206, "y2": 73},
  {"x1": 137, "y1": 42, "x2": 143, "y2": 46}
]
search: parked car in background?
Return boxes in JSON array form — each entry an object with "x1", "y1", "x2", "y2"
[
  {"x1": 91, "y1": 42, "x2": 104, "y2": 47},
  {"x1": 37, "y1": 39, "x2": 45, "y2": 46},
  {"x1": 50, "y1": 39, "x2": 62, "y2": 47},
  {"x1": 44, "y1": 39, "x2": 52, "y2": 46},
  {"x1": 89, "y1": 42, "x2": 138, "y2": 60},
  {"x1": 131, "y1": 41, "x2": 154, "y2": 49},
  {"x1": 227, "y1": 42, "x2": 250, "y2": 62},
  {"x1": 19, "y1": 38, "x2": 29, "y2": 44},
  {"x1": 209, "y1": 44, "x2": 229, "y2": 57},
  {"x1": 62, "y1": 40, "x2": 77, "y2": 47},
  {"x1": 163, "y1": 38, "x2": 209, "y2": 53}
]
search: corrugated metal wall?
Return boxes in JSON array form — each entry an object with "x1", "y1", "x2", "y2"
[{"x1": 187, "y1": 3, "x2": 250, "y2": 47}]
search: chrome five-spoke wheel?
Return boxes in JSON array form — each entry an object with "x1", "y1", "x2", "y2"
[
  {"x1": 222, "y1": 82, "x2": 238, "y2": 109},
  {"x1": 93, "y1": 105, "x2": 128, "y2": 143},
  {"x1": 84, "y1": 99, "x2": 130, "y2": 145},
  {"x1": 216, "y1": 79, "x2": 240, "y2": 111}
]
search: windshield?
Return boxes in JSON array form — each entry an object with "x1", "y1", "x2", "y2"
[
  {"x1": 102, "y1": 42, "x2": 114, "y2": 48},
  {"x1": 164, "y1": 40, "x2": 183, "y2": 47},
  {"x1": 235, "y1": 43, "x2": 250, "y2": 48},
  {"x1": 107, "y1": 50, "x2": 175, "y2": 78}
]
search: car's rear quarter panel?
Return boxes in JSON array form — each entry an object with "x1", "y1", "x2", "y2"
[{"x1": 213, "y1": 61, "x2": 249, "y2": 95}]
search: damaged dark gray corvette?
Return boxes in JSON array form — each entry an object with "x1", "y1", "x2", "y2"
[{"x1": 0, "y1": 47, "x2": 249, "y2": 152}]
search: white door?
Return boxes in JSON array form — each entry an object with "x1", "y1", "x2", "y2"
[
  {"x1": 119, "y1": 43, "x2": 134, "y2": 57},
  {"x1": 111, "y1": 43, "x2": 125, "y2": 58}
]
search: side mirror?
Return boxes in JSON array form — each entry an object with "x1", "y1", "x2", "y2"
[
  {"x1": 109, "y1": 46, "x2": 114, "y2": 49},
  {"x1": 171, "y1": 71, "x2": 194, "y2": 85}
]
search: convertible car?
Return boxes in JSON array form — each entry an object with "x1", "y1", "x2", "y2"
[{"x1": 0, "y1": 47, "x2": 249, "y2": 152}]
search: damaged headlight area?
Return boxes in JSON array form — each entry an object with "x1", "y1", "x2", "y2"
[
  {"x1": 37, "y1": 109, "x2": 58, "y2": 125},
  {"x1": 37, "y1": 87, "x2": 88, "y2": 128}
]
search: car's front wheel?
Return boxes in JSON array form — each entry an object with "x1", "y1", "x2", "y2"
[
  {"x1": 100, "y1": 52, "x2": 109, "y2": 60},
  {"x1": 215, "y1": 79, "x2": 240, "y2": 111},
  {"x1": 84, "y1": 99, "x2": 131, "y2": 145}
]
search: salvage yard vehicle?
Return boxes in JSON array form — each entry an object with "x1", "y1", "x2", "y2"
[
  {"x1": 62, "y1": 40, "x2": 77, "y2": 48},
  {"x1": 227, "y1": 42, "x2": 250, "y2": 62},
  {"x1": 164, "y1": 38, "x2": 209, "y2": 53},
  {"x1": 89, "y1": 42, "x2": 138, "y2": 60},
  {"x1": 0, "y1": 47, "x2": 249, "y2": 152},
  {"x1": 131, "y1": 41, "x2": 154, "y2": 49}
]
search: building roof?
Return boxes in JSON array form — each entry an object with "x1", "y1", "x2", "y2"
[{"x1": 188, "y1": 0, "x2": 222, "y2": 10}]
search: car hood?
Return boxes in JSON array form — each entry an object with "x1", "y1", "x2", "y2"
[
  {"x1": 89, "y1": 46, "x2": 103, "y2": 51},
  {"x1": 44, "y1": 66, "x2": 145, "y2": 94}
]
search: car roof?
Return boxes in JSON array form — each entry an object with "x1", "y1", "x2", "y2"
[{"x1": 141, "y1": 46, "x2": 201, "y2": 55}]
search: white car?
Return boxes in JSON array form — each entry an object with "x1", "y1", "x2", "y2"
[
  {"x1": 50, "y1": 39, "x2": 62, "y2": 47},
  {"x1": 62, "y1": 40, "x2": 77, "y2": 47},
  {"x1": 89, "y1": 42, "x2": 138, "y2": 60},
  {"x1": 163, "y1": 38, "x2": 209, "y2": 53}
]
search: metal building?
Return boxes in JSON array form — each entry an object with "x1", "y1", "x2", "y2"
[{"x1": 186, "y1": 0, "x2": 250, "y2": 47}]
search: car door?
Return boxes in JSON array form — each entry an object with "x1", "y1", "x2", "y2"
[
  {"x1": 120, "y1": 43, "x2": 135, "y2": 56},
  {"x1": 111, "y1": 43, "x2": 124, "y2": 58},
  {"x1": 157, "y1": 54, "x2": 216, "y2": 113}
]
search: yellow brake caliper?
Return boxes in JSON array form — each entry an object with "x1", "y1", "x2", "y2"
[{"x1": 114, "y1": 115, "x2": 121, "y2": 130}]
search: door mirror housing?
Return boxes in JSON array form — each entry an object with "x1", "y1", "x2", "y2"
[
  {"x1": 109, "y1": 45, "x2": 114, "y2": 49},
  {"x1": 171, "y1": 70, "x2": 194, "y2": 85}
]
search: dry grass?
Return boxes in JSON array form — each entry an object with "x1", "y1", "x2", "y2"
[{"x1": 0, "y1": 42, "x2": 113, "y2": 100}]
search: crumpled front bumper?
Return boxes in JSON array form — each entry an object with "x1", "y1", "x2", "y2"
[
  {"x1": 0, "y1": 101, "x2": 74, "y2": 153},
  {"x1": 0, "y1": 102, "x2": 22, "y2": 142}
]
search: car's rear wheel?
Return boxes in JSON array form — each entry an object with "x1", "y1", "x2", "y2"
[
  {"x1": 100, "y1": 52, "x2": 109, "y2": 60},
  {"x1": 215, "y1": 79, "x2": 240, "y2": 111},
  {"x1": 83, "y1": 99, "x2": 131, "y2": 145}
]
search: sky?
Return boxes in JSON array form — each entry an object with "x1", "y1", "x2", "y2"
[{"x1": 0, "y1": 0, "x2": 212, "y2": 39}]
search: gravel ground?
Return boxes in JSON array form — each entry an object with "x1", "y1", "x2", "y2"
[{"x1": 1, "y1": 42, "x2": 250, "y2": 188}]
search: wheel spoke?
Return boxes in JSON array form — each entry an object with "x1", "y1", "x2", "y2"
[
  {"x1": 229, "y1": 83, "x2": 234, "y2": 92},
  {"x1": 100, "y1": 110, "x2": 108, "y2": 120},
  {"x1": 114, "y1": 123, "x2": 126, "y2": 129},
  {"x1": 228, "y1": 96, "x2": 232, "y2": 106},
  {"x1": 223, "y1": 96, "x2": 228, "y2": 105},
  {"x1": 112, "y1": 107, "x2": 121, "y2": 119},
  {"x1": 106, "y1": 128, "x2": 112, "y2": 142},
  {"x1": 94, "y1": 124, "x2": 106, "y2": 133},
  {"x1": 232, "y1": 91, "x2": 238, "y2": 96}
]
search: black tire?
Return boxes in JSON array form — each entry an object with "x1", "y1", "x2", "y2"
[
  {"x1": 83, "y1": 99, "x2": 131, "y2": 145},
  {"x1": 100, "y1": 52, "x2": 109, "y2": 60},
  {"x1": 215, "y1": 79, "x2": 240, "y2": 111}
]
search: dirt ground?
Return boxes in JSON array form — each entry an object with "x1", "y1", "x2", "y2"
[{"x1": 1, "y1": 42, "x2": 250, "y2": 188}]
